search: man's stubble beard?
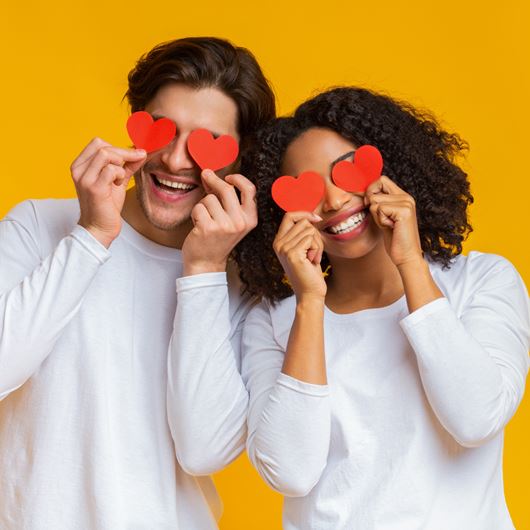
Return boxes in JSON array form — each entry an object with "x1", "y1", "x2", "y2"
[{"x1": 133, "y1": 172, "x2": 193, "y2": 231}]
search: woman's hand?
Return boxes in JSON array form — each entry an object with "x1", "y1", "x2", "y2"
[
  {"x1": 365, "y1": 175, "x2": 444, "y2": 312},
  {"x1": 364, "y1": 176, "x2": 423, "y2": 268},
  {"x1": 273, "y1": 211, "x2": 326, "y2": 301}
]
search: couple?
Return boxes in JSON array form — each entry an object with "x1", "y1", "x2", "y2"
[{"x1": 0, "y1": 36, "x2": 528, "y2": 530}]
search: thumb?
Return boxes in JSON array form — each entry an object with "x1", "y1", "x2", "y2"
[
  {"x1": 124, "y1": 160, "x2": 145, "y2": 177},
  {"x1": 124, "y1": 150, "x2": 147, "y2": 177}
]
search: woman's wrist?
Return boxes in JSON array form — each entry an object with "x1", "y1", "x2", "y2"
[
  {"x1": 397, "y1": 256, "x2": 444, "y2": 313},
  {"x1": 396, "y1": 254, "x2": 428, "y2": 277},
  {"x1": 296, "y1": 293, "x2": 326, "y2": 309}
]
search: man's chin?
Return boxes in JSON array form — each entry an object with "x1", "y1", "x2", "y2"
[
  {"x1": 135, "y1": 182, "x2": 194, "y2": 231},
  {"x1": 142, "y1": 207, "x2": 192, "y2": 231}
]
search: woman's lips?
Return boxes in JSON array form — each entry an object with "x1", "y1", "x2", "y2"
[
  {"x1": 322, "y1": 210, "x2": 370, "y2": 241},
  {"x1": 321, "y1": 205, "x2": 366, "y2": 230}
]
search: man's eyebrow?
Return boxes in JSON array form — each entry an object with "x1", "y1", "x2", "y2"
[
  {"x1": 330, "y1": 150, "x2": 355, "y2": 170},
  {"x1": 148, "y1": 115, "x2": 222, "y2": 137},
  {"x1": 150, "y1": 113, "x2": 170, "y2": 121}
]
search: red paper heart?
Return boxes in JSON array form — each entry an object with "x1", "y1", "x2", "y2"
[
  {"x1": 271, "y1": 171, "x2": 325, "y2": 212},
  {"x1": 126, "y1": 111, "x2": 176, "y2": 153},
  {"x1": 187, "y1": 129, "x2": 239, "y2": 171},
  {"x1": 331, "y1": 145, "x2": 383, "y2": 192}
]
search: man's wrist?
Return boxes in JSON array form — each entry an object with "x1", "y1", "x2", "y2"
[
  {"x1": 182, "y1": 260, "x2": 227, "y2": 276},
  {"x1": 77, "y1": 222, "x2": 116, "y2": 249}
]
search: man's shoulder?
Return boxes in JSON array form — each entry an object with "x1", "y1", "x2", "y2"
[{"x1": 4, "y1": 198, "x2": 81, "y2": 252}]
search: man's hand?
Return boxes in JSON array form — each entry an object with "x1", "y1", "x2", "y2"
[
  {"x1": 71, "y1": 138, "x2": 146, "y2": 248},
  {"x1": 181, "y1": 169, "x2": 257, "y2": 276}
]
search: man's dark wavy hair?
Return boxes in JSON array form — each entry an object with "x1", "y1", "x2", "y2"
[
  {"x1": 125, "y1": 37, "x2": 276, "y2": 152},
  {"x1": 234, "y1": 87, "x2": 473, "y2": 303}
]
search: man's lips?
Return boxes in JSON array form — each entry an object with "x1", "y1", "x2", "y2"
[
  {"x1": 149, "y1": 171, "x2": 200, "y2": 186},
  {"x1": 321, "y1": 204, "x2": 367, "y2": 231}
]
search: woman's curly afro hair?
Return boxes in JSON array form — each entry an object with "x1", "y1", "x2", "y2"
[{"x1": 234, "y1": 86, "x2": 473, "y2": 303}]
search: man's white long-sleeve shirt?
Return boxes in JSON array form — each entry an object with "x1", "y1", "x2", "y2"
[
  {"x1": 241, "y1": 252, "x2": 530, "y2": 529},
  {"x1": 0, "y1": 198, "x2": 249, "y2": 530}
]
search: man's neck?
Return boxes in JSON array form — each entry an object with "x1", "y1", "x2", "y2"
[{"x1": 121, "y1": 187, "x2": 191, "y2": 249}]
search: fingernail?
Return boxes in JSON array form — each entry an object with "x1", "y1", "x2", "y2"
[
  {"x1": 202, "y1": 169, "x2": 213, "y2": 178},
  {"x1": 135, "y1": 149, "x2": 146, "y2": 156},
  {"x1": 312, "y1": 214, "x2": 323, "y2": 222}
]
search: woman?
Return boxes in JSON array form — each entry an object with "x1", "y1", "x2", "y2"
[{"x1": 235, "y1": 87, "x2": 530, "y2": 529}]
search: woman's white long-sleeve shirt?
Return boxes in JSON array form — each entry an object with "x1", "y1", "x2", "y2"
[
  {"x1": 0, "y1": 198, "x2": 250, "y2": 530},
  {"x1": 241, "y1": 252, "x2": 530, "y2": 530}
]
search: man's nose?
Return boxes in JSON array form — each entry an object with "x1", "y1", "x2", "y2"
[{"x1": 160, "y1": 135, "x2": 196, "y2": 174}]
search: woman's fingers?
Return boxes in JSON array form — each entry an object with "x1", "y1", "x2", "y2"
[
  {"x1": 281, "y1": 227, "x2": 320, "y2": 255},
  {"x1": 284, "y1": 234, "x2": 319, "y2": 266},
  {"x1": 307, "y1": 233, "x2": 324, "y2": 264},
  {"x1": 276, "y1": 219, "x2": 315, "y2": 247},
  {"x1": 370, "y1": 199, "x2": 417, "y2": 229},
  {"x1": 276, "y1": 211, "x2": 322, "y2": 240},
  {"x1": 365, "y1": 175, "x2": 405, "y2": 199}
]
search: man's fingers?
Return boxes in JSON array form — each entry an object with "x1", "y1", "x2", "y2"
[
  {"x1": 74, "y1": 146, "x2": 146, "y2": 185},
  {"x1": 124, "y1": 158, "x2": 146, "y2": 179},
  {"x1": 70, "y1": 137, "x2": 111, "y2": 173},
  {"x1": 225, "y1": 173, "x2": 257, "y2": 217},
  {"x1": 96, "y1": 165, "x2": 127, "y2": 188},
  {"x1": 200, "y1": 194, "x2": 232, "y2": 225},
  {"x1": 191, "y1": 203, "x2": 214, "y2": 228},
  {"x1": 201, "y1": 170, "x2": 243, "y2": 217}
]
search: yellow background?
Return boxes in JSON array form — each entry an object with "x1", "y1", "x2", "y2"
[{"x1": 2, "y1": 0, "x2": 529, "y2": 527}]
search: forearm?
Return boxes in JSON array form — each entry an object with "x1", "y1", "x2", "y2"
[
  {"x1": 401, "y1": 296, "x2": 529, "y2": 447},
  {"x1": 398, "y1": 257, "x2": 444, "y2": 313},
  {"x1": 167, "y1": 273, "x2": 249, "y2": 475},
  {"x1": 248, "y1": 373, "x2": 330, "y2": 497},
  {"x1": 282, "y1": 295, "x2": 326, "y2": 384}
]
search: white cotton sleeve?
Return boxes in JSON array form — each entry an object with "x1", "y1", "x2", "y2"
[
  {"x1": 166, "y1": 272, "x2": 251, "y2": 476},
  {"x1": 400, "y1": 258, "x2": 530, "y2": 448},
  {"x1": 0, "y1": 201, "x2": 111, "y2": 400},
  {"x1": 242, "y1": 302, "x2": 331, "y2": 497}
]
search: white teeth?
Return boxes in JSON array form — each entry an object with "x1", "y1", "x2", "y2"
[
  {"x1": 155, "y1": 176, "x2": 195, "y2": 190},
  {"x1": 328, "y1": 210, "x2": 367, "y2": 234}
]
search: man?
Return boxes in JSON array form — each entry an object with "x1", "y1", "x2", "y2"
[{"x1": 0, "y1": 37, "x2": 275, "y2": 529}]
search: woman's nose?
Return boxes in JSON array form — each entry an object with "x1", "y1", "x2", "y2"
[{"x1": 319, "y1": 181, "x2": 352, "y2": 213}]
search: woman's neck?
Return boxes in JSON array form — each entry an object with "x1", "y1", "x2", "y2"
[{"x1": 325, "y1": 242, "x2": 405, "y2": 314}]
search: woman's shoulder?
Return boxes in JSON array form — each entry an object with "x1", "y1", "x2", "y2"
[
  {"x1": 431, "y1": 250, "x2": 520, "y2": 281},
  {"x1": 429, "y1": 251, "x2": 528, "y2": 310}
]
